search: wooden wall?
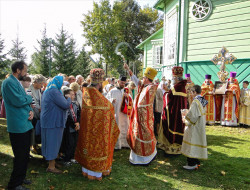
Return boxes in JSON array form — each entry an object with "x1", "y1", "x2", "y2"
[{"x1": 187, "y1": 0, "x2": 250, "y2": 61}]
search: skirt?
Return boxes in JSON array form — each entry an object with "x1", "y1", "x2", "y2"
[{"x1": 41, "y1": 127, "x2": 64, "y2": 160}]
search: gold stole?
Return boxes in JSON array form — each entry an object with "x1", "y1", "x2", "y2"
[
  {"x1": 224, "y1": 83, "x2": 240, "y2": 120},
  {"x1": 201, "y1": 82, "x2": 215, "y2": 121}
]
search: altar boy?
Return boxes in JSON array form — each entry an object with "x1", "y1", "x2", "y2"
[{"x1": 181, "y1": 85, "x2": 208, "y2": 170}]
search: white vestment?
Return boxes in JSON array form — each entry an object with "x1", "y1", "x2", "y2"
[
  {"x1": 106, "y1": 87, "x2": 129, "y2": 149},
  {"x1": 181, "y1": 99, "x2": 208, "y2": 160}
]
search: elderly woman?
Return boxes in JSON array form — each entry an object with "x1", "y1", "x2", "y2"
[
  {"x1": 27, "y1": 74, "x2": 46, "y2": 153},
  {"x1": 70, "y1": 82, "x2": 82, "y2": 108},
  {"x1": 41, "y1": 76, "x2": 71, "y2": 174}
]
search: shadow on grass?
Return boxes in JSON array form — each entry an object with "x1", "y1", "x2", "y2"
[
  {"x1": 0, "y1": 125, "x2": 9, "y2": 146},
  {"x1": 148, "y1": 131, "x2": 250, "y2": 189},
  {"x1": 1, "y1": 124, "x2": 249, "y2": 189},
  {"x1": 207, "y1": 134, "x2": 249, "y2": 149}
]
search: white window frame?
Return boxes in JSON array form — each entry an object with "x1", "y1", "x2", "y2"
[{"x1": 152, "y1": 40, "x2": 163, "y2": 67}]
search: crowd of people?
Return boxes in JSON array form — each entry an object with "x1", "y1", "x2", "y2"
[{"x1": 0, "y1": 60, "x2": 249, "y2": 190}]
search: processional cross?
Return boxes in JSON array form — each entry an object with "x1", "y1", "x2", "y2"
[{"x1": 211, "y1": 47, "x2": 237, "y2": 82}]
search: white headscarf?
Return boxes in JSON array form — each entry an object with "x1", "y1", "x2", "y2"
[{"x1": 158, "y1": 81, "x2": 167, "y2": 95}]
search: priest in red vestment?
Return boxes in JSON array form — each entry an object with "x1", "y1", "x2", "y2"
[
  {"x1": 221, "y1": 72, "x2": 240, "y2": 126},
  {"x1": 124, "y1": 63, "x2": 158, "y2": 165},
  {"x1": 158, "y1": 66, "x2": 188, "y2": 154},
  {"x1": 75, "y1": 68, "x2": 120, "y2": 181},
  {"x1": 201, "y1": 74, "x2": 216, "y2": 125}
]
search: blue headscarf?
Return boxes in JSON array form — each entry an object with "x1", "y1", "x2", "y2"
[{"x1": 44, "y1": 76, "x2": 64, "y2": 94}]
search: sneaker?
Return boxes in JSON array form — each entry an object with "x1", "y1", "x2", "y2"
[
  {"x1": 64, "y1": 161, "x2": 72, "y2": 166},
  {"x1": 183, "y1": 164, "x2": 198, "y2": 170},
  {"x1": 14, "y1": 185, "x2": 30, "y2": 190},
  {"x1": 70, "y1": 159, "x2": 78, "y2": 164}
]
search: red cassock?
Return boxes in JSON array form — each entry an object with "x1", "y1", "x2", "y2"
[
  {"x1": 127, "y1": 83, "x2": 158, "y2": 156},
  {"x1": 158, "y1": 80, "x2": 187, "y2": 154}
]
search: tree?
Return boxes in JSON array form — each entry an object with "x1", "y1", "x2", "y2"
[
  {"x1": 81, "y1": 0, "x2": 121, "y2": 76},
  {"x1": 9, "y1": 36, "x2": 27, "y2": 61},
  {"x1": 113, "y1": 0, "x2": 163, "y2": 68},
  {"x1": 30, "y1": 27, "x2": 51, "y2": 76},
  {"x1": 0, "y1": 34, "x2": 10, "y2": 79},
  {"x1": 72, "y1": 47, "x2": 92, "y2": 78},
  {"x1": 81, "y1": 0, "x2": 163, "y2": 77},
  {"x1": 52, "y1": 26, "x2": 77, "y2": 76}
]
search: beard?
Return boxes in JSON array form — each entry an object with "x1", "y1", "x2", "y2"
[
  {"x1": 98, "y1": 84, "x2": 103, "y2": 93},
  {"x1": 18, "y1": 73, "x2": 25, "y2": 81},
  {"x1": 119, "y1": 84, "x2": 124, "y2": 89}
]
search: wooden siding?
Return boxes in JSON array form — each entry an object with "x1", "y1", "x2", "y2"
[
  {"x1": 182, "y1": 59, "x2": 250, "y2": 88},
  {"x1": 187, "y1": 0, "x2": 250, "y2": 61},
  {"x1": 145, "y1": 43, "x2": 153, "y2": 67},
  {"x1": 141, "y1": 29, "x2": 163, "y2": 68}
]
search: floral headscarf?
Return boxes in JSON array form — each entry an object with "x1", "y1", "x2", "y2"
[{"x1": 44, "y1": 76, "x2": 64, "y2": 93}]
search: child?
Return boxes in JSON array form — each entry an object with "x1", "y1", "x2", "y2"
[
  {"x1": 239, "y1": 81, "x2": 249, "y2": 126},
  {"x1": 61, "y1": 89, "x2": 80, "y2": 165},
  {"x1": 20, "y1": 76, "x2": 36, "y2": 108},
  {"x1": 181, "y1": 85, "x2": 208, "y2": 170}
]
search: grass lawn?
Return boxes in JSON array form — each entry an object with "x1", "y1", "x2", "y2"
[{"x1": 0, "y1": 119, "x2": 249, "y2": 190}]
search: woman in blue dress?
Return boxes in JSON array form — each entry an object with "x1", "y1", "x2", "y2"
[{"x1": 41, "y1": 76, "x2": 71, "y2": 174}]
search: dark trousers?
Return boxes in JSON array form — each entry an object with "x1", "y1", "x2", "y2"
[
  {"x1": 154, "y1": 112, "x2": 161, "y2": 136},
  {"x1": 187, "y1": 157, "x2": 200, "y2": 166},
  {"x1": 31, "y1": 118, "x2": 41, "y2": 145},
  {"x1": 61, "y1": 127, "x2": 78, "y2": 162},
  {"x1": 8, "y1": 130, "x2": 31, "y2": 190}
]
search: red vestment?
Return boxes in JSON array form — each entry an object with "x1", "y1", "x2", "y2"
[
  {"x1": 158, "y1": 80, "x2": 187, "y2": 154},
  {"x1": 127, "y1": 83, "x2": 158, "y2": 156},
  {"x1": 201, "y1": 81, "x2": 215, "y2": 122},
  {"x1": 215, "y1": 94, "x2": 223, "y2": 121},
  {"x1": 75, "y1": 87, "x2": 120, "y2": 172},
  {"x1": 223, "y1": 79, "x2": 240, "y2": 120}
]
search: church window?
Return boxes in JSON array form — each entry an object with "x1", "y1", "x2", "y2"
[{"x1": 191, "y1": 0, "x2": 212, "y2": 22}]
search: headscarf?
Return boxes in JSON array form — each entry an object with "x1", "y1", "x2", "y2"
[
  {"x1": 44, "y1": 76, "x2": 64, "y2": 94},
  {"x1": 158, "y1": 81, "x2": 167, "y2": 95},
  {"x1": 194, "y1": 95, "x2": 208, "y2": 107}
]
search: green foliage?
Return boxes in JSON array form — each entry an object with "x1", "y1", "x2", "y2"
[
  {"x1": 30, "y1": 27, "x2": 52, "y2": 77},
  {"x1": 52, "y1": 26, "x2": 77, "y2": 76},
  {"x1": 81, "y1": 0, "x2": 163, "y2": 77},
  {"x1": 8, "y1": 36, "x2": 27, "y2": 61},
  {"x1": 82, "y1": 0, "x2": 121, "y2": 76},
  {"x1": 0, "y1": 34, "x2": 11, "y2": 80},
  {"x1": 72, "y1": 47, "x2": 92, "y2": 78}
]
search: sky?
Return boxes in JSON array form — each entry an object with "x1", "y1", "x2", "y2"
[{"x1": 0, "y1": 0, "x2": 156, "y2": 63}]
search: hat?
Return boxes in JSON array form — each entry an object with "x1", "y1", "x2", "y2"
[
  {"x1": 119, "y1": 76, "x2": 127, "y2": 82},
  {"x1": 172, "y1": 66, "x2": 184, "y2": 77},
  {"x1": 205, "y1": 74, "x2": 211, "y2": 79},
  {"x1": 144, "y1": 67, "x2": 158, "y2": 80},
  {"x1": 230, "y1": 72, "x2": 237, "y2": 78},
  {"x1": 185, "y1": 74, "x2": 190, "y2": 78},
  {"x1": 90, "y1": 68, "x2": 105, "y2": 84}
]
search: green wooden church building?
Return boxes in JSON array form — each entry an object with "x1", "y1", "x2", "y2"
[
  {"x1": 136, "y1": 28, "x2": 164, "y2": 80},
  {"x1": 141, "y1": 0, "x2": 249, "y2": 87}
]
